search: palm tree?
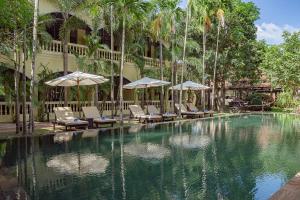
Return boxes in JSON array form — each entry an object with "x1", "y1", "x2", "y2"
[
  {"x1": 108, "y1": 0, "x2": 150, "y2": 123},
  {"x1": 110, "y1": 5, "x2": 115, "y2": 118},
  {"x1": 179, "y1": 0, "x2": 190, "y2": 118},
  {"x1": 29, "y1": 0, "x2": 39, "y2": 133},
  {"x1": 151, "y1": 13, "x2": 165, "y2": 113},
  {"x1": 211, "y1": 8, "x2": 224, "y2": 110},
  {"x1": 189, "y1": 0, "x2": 212, "y2": 110},
  {"x1": 201, "y1": 15, "x2": 211, "y2": 110},
  {"x1": 22, "y1": 27, "x2": 27, "y2": 134},
  {"x1": 150, "y1": 0, "x2": 180, "y2": 114},
  {"x1": 49, "y1": 0, "x2": 84, "y2": 106}
]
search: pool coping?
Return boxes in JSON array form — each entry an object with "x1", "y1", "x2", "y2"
[{"x1": 1, "y1": 111, "x2": 297, "y2": 140}]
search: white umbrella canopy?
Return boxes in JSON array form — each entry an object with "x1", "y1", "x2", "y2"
[
  {"x1": 123, "y1": 77, "x2": 171, "y2": 89},
  {"x1": 45, "y1": 71, "x2": 109, "y2": 87},
  {"x1": 46, "y1": 153, "x2": 109, "y2": 175},
  {"x1": 169, "y1": 134, "x2": 211, "y2": 149},
  {"x1": 169, "y1": 81, "x2": 210, "y2": 91},
  {"x1": 124, "y1": 143, "x2": 171, "y2": 160}
]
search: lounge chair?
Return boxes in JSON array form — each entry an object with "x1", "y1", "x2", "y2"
[
  {"x1": 129, "y1": 105, "x2": 162, "y2": 123},
  {"x1": 146, "y1": 105, "x2": 177, "y2": 121},
  {"x1": 82, "y1": 106, "x2": 117, "y2": 128},
  {"x1": 187, "y1": 103, "x2": 214, "y2": 117},
  {"x1": 53, "y1": 107, "x2": 88, "y2": 131},
  {"x1": 175, "y1": 104, "x2": 204, "y2": 118}
]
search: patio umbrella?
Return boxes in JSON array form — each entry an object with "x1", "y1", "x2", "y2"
[
  {"x1": 169, "y1": 134, "x2": 211, "y2": 149},
  {"x1": 45, "y1": 71, "x2": 109, "y2": 113},
  {"x1": 123, "y1": 77, "x2": 171, "y2": 89},
  {"x1": 169, "y1": 81, "x2": 210, "y2": 91},
  {"x1": 124, "y1": 143, "x2": 170, "y2": 160},
  {"x1": 46, "y1": 153, "x2": 109, "y2": 175},
  {"x1": 123, "y1": 77, "x2": 170, "y2": 107}
]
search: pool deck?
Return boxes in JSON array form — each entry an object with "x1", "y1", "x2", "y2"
[
  {"x1": 0, "y1": 113, "x2": 232, "y2": 138},
  {"x1": 0, "y1": 112, "x2": 294, "y2": 139},
  {"x1": 270, "y1": 172, "x2": 300, "y2": 200}
]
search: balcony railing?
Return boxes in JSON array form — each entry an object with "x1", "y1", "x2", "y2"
[{"x1": 41, "y1": 40, "x2": 162, "y2": 67}]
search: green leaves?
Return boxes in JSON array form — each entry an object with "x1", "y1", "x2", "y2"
[{"x1": 261, "y1": 32, "x2": 300, "y2": 94}]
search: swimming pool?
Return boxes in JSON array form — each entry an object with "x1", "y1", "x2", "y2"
[{"x1": 1, "y1": 113, "x2": 300, "y2": 200}]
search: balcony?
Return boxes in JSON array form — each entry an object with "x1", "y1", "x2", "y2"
[{"x1": 41, "y1": 40, "x2": 165, "y2": 68}]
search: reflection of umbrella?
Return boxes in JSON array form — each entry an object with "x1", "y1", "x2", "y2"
[
  {"x1": 53, "y1": 132, "x2": 73, "y2": 143},
  {"x1": 46, "y1": 153, "x2": 109, "y2": 175},
  {"x1": 124, "y1": 143, "x2": 170, "y2": 159},
  {"x1": 169, "y1": 135, "x2": 211, "y2": 149},
  {"x1": 128, "y1": 125, "x2": 143, "y2": 133},
  {"x1": 81, "y1": 129, "x2": 99, "y2": 138},
  {"x1": 123, "y1": 77, "x2": 170, "y2": 108},
  {"x1": 45, "y1": 71, "x2": 109, "y2": 113},
  {"x1": 169, "y1": 81, "x2": 210, "y2": 91}
]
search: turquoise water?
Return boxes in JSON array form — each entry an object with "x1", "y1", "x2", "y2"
[{"x1": 1, "y1": 114, "x2": 300, "y2": 200}]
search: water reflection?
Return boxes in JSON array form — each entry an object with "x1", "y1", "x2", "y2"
[
  {"x1": 169, "y1": 135, "x2": 211, "y2": 149},
  {"x1": 124, "y1": 143, "x2": 170, "y2": 160},
  {"x1": 46, "y1": 153, "x2": 109, "y2": 175},
  {"x1": 0, "y1": 114, "x2": 300, "y2": 199}
]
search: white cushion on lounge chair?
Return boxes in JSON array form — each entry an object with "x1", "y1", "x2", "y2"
[
  {"x1": 54, "y1": 107, "x2": 88, "y2": 126},
  {"x1": 129, "y1": 105, "x2": 162, "y2": 121}
]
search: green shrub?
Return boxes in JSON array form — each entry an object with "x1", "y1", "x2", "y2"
[
  {"x1": 275, "y1": 91, "x2": 299, "y2": 108},
  {"x1": 246, "y1": 93, "x2": 264, "y2": 105}
]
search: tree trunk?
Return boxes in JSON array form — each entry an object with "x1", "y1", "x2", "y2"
[
  {"x1": 63, "y1": 15, "x2": 69, "y2": 107},
  {"x1": 212, "y1": 23, "x2": 220, "y2": 111},
  {"x1": 29, "y1": 0, "x2": 39, "y2": 133},
  {"x1": 221, "y1": 78, "x2": 225, "y2": 112},
  {"x1": 93, "y1": 54, "x2": 98, "y2": 107},
  {"x1": 171, "y1": 38, "x2": 175, "y2": 113},
  {"x1": 202, "y1": 28, "x2": 206, "y2": 110},
  {"x1": 110, "y1": 5, "x2": 115, "y2": 118},
  {"x1": 119, "y1": 15, "x2": 126, "y2": 124},
  {"x1": 159, "y1": 40, "x2": 164, "y2": 114},
  {"x1": 179, "y1": 6, "x2": 189, "y2": 118},
  {"x1": 14, "y1": 36, "x2": 20, "y2": 134},
  {"x1": 22, "y1": 28, "x2": 27, "y2": 134}
]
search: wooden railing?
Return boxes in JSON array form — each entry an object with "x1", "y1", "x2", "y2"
[
  {"x1": 41, "y1": 40, "x2": 163, "y2": 67},
  {"x1": 0, "y1": 100, "x2": 171, "y2": 122},
  {"x1": 0, "y1": 102, "x2": 31, "y2": 116}
]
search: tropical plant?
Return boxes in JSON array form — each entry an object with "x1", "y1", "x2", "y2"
[
  {"x1": 48, "y1": 0, "x2": 85, "y2": 106},
  {"x1": 105, "y1": 0, "x2": 151, "y2": 122},
  {"x1": 211, "y1": 8, "x2": 224, "y2": 110}
]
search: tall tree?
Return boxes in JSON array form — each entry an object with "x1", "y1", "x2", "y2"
[
  {"x1": 211, "y1": 8, "x2": 224, "y2": 110},
  {"x1": 107, "y1": 0, "x2": 151, "y2": 123},
  {"x1": 150, "y1": 0, "x2": 181, "y2": 113},
  {"x1": 49, "y1": 0, "x2": 84, "y2": 106},
  {"x1": 29, "y1": 0, "x2": 39, "y2": 133},
  {"x1": 110, "y1": 5, "x2": 115, "y2": 118},
  {"x1": 179, "y1": 0, "x2": 190, "y2": 118}
]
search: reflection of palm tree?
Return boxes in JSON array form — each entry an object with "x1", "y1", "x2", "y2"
[
  {"x1": 119, "y1": 127, "x2": 126, "y2": 200},
  {"x1": 178, "y1": 122, "x2": 188, "y2": 199},
  {"x1": 111, "y1": 130, "x2": 115, "y2": 199},
  {"x1": 31, "y1": 137, "x2": 38, "y2": 199},
  {"x1": 210, "y1": 120, "x2": 223, "y2": 199}
]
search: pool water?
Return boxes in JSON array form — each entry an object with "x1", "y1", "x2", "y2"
[{"x1": 1, "y1": 114, "x2": 300, "y2": 200}]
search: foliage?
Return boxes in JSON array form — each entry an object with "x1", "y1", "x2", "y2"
[
  {"x1": 261, "y1": 32, "x2": 300, "y2": 94},
  {"x1": 246, "y1": 93, "x2": 264, "y2": 105},
  {"x1": 37, "y1": 64, "x2": 55, "y2": 121},
  {"x1": 275, "y1": 91, "x2": 300, "y2": 108}
]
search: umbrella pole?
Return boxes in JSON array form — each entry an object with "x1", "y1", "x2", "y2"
[
  {"x1": 77, "y1": 80, "x2": 80, "y2": 118},
  {"x1": 146, "y1": 87, "x2": 148, "y2": 114}
]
